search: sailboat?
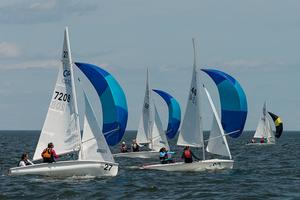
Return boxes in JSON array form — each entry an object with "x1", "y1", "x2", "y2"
[
  {"x1": 247, "y1": 102, "x2": 283, "y2": 145},
  {"x1": 114, "y1": 70, "x2": 169, "y2": 158},
  {"x1": 9, "y1": 28, "x2": 127, "y2": 177},
  {"x1": 141, "y1": 39, "x2": 235, "y2": 171}
]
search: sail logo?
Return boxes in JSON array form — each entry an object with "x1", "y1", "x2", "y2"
[
  {"x1": 189, "y1": 87, "x2": 197, "y2": 104},
  {"x1": 63, "y1": 70, "x2": 71, "y2": 77}
]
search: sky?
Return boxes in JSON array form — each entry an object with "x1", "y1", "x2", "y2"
[{"x1": 0, "y1": 0, "x2": 299, "y2": 131}]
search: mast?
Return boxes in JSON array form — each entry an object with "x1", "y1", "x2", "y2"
[
  {"x1": 192, "y1": 38, "x2": 205, "y2": 160},
  {"x1": 147, "y1": 68, "x2": 154, "y2": 149},
  {"x1": 64, "y1": 27, "x2": 81, "y2": 147}
]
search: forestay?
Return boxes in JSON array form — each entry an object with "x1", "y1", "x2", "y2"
[{"x1": 33, "y1": 28, "x2": 81, "y2": 161}]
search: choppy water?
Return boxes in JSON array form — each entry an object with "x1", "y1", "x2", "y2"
[{"x1": 0, "y1": 130, "x2": 299, "y2": 200}]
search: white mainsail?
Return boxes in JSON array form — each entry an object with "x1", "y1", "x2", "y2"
[
  {"x1": 177, "y1": 39, "x2": 203, "y2": 148},
  {"x1": 33, "y1": 28, "x2": 81, "y2": 161},
  {"x1": 136, "y1": 69, "x2": 153, "y2": 144},
  {"x1": 253, "y1": 102, "x2": 275, "y2": 143},
  {"x1": 204, "y1": 87, "x2": 232, "y2": 159},
  {"x1": 149, "y1": 104, "x2": 170, "y2": 151},
  {"x1": 79, "y1": 94, "x2": 114, "y2": 163}
]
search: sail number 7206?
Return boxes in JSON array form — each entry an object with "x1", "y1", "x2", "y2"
[{"x1": 54, "y1": 91, "x2": 71, "y2": 102}]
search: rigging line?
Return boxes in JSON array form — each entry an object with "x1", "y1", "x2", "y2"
[
  {"x1": 203, "y1": 130, "x2": 240, "y2": 142},
  {"x1": 81, "y1": 127, "x2": 120, "y2": 144}
]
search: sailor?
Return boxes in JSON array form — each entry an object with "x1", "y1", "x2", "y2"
[
  {"x1": 251, "y1": 138, "x2": 256, "y2": 143},
  {"x1": 260, "y1": 137, "x2": 265, "y2": 143},
  {"x1": 159, "y1": 147, "x2": 174, "y2": 164},
  {"x1": 18, "y1": 153, "x2": 34, "y2": 167},
  {"x1": 120, "y1": 141, "x2": 128, "y2": 153},
  {"x1": 41, "y1": 142, "x2": 59, "y2": 163},
  {"x1": 131, "y1": 139, "x2": 140, "y2": 152},
  {"x1": 181, "y1": 146, "x2": 199, "y2": 163}
]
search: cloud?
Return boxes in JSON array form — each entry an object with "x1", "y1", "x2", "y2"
[
  {"x1": 0, "y1": 59, "x2": 59, "y2": 70},
  {"x1": 0, "y1": 0, "x2": 99, "y2": 24},
  {"x1": 0, "y1": 42, "x2": 21, "y2": 58}
]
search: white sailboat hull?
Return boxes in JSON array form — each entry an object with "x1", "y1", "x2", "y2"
[
  {"x1": 9, "y1": 160, "x2": 118, "y2": 177},
  {"x1": 140, "y1": 159, "x2": 233, "y2": 171},
  {"x1": 113, "y1": 151, "x2": 158, "y2": 159}
]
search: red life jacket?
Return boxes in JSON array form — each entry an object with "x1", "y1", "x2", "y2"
[{"x1": 184, "y1": 150, "x2": 192, "y2": 158}]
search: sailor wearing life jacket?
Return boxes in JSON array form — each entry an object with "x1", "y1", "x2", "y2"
[
  {"x1": 181, "y1": 146, "x2": 199, "y2": 163},
  {"x1": 41, "y1": 142, "x2": 59, "y2": 163},
  {"x1": 18, "y1": 153, "x2": 34, "y2": 167}
]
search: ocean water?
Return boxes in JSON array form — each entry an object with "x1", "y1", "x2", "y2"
[{"x1": 0, "y1": 130, "x2": 299, "y2": 200}]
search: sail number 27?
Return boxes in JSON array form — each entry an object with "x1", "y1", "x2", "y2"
[
  {"x1": 104, "y1": 164, "x2": 113, "y2": 171},
  {"x1": 54, "y1": 91, "x2": 71, "y2": 102}
]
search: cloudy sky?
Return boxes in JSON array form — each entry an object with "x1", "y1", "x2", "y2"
[{"x1": 0, "y1": 0, "x2": 299, "y2": 131}]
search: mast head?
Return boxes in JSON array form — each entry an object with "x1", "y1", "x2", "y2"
[
  {"x1": 62, "y1": 27, "x2": 72, "y2": 62},
  {"x1": 192, "y1": 38, "x2": 197, "y2": 68}
]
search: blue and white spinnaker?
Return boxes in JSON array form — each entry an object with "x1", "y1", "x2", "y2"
[
  {"x1": 153, "y1": 89, "x2": 181, "y2": 139},
  {"x1": 75, "y1": 62, "x2": 128, "y2": 146},
  {"x1": 201, "y1": 69, "x2": 247, "y2": 138}
]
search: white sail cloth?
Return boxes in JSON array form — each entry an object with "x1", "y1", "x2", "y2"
[
  {"x1": 149, "y1": 105, "x2": 170, "y2": 151},
  {"x1": 177, "y1": 65, "x2": 203, "y2": 148},
  {"x1": 204, "y1": 87, "x2": 231, "y2": 159},
  {"x1": 136, "y1": 70, "x2": 169, "y2": 151},
  {"x1": 253, "y1": 102, "x2": 275, "y2": 143},
  {"x1": 136, "y1": 70, "x2": 152, "y2": 144},
  {"x1": 79, "y1": 94, "x2": 114, "y2": 163}
]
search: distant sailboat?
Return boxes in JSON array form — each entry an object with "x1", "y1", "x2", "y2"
[
  {"x1": 114, "y1": 70, "x2": 169, "y2": 158},
  {"x1": 248, "y1": 102, "x2": 283, "y2": 145},
  {"x1": 142, "y1": 39, "x2": 240, "y2": 171},
  {"x1": 9, "y1": 28, "x2": 127, "y2": 177},
  {"x1": 268, "y1": 111, "x2": 283, "y2": 139}
]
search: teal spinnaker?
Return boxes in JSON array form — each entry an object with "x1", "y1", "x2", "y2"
[{"x1": 202, "y1": 69, "x2": 247, "y2": 138}]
